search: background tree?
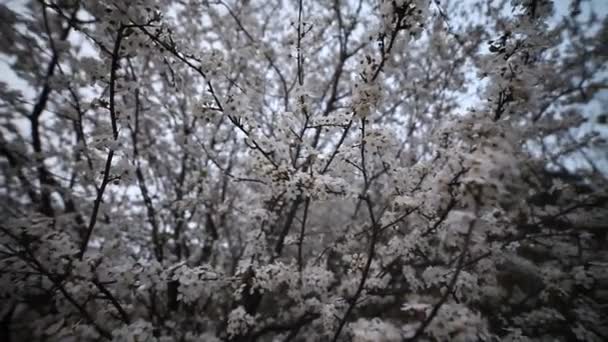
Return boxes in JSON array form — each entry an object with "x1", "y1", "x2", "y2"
[{"x1": 0, "y1": 0, "x2": 607, "y2": 341}]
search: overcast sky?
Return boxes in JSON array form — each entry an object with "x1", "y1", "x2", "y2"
[{"x1": 1, "y1": 0, "x2": 606, "y2": 172}]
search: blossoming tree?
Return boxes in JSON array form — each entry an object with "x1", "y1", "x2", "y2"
[{"x1": 1, "y1": 0, "x2": 607, "y2": 341}]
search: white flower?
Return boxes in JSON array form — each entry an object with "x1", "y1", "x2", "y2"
[{"x1": 227, "y1": 306, "x2": 255, "y2": 337}]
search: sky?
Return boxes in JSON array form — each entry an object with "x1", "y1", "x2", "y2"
[
  {"x1": 1, "y1": 0, "x2": 606, "y2": 100},
  {"x1": 1, "y1": 0, "x2": 607, "y2": 173}
]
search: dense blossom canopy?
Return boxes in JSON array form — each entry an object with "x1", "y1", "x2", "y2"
[{"x1": 1, "y1": 0, "x2": 607, "y2": 341}]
